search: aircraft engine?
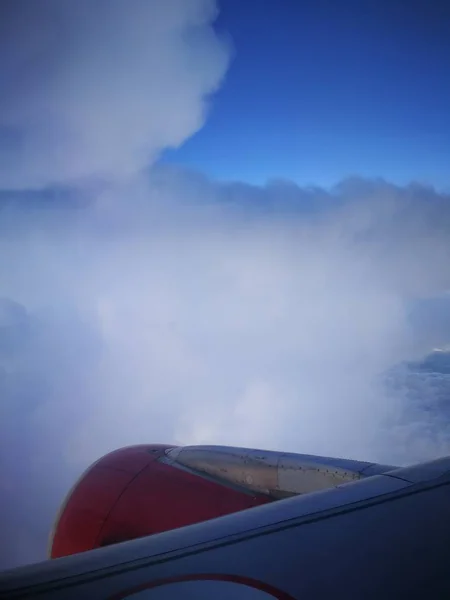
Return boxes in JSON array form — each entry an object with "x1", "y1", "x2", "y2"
[{"x1": 49, "y1": 444, "x2": 395, "y2": 558}]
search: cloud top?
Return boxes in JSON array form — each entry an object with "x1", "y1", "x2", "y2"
[{"x1": 0, "y1": 0, "x2": 229, "y2": 188}]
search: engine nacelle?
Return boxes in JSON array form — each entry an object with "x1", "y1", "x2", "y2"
[
  {"x1": 49, "y1": 444, "x2": 271, "y2": 559},
  {"x1": 49, "y1": 443, "x2": 396, "y2": 558}
]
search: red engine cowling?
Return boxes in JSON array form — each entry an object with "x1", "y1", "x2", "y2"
[{"x1": 49, "y1": 444, "x2": 271, "y2": 559}]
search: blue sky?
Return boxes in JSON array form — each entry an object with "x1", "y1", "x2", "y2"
[{"x1": 163, "y1": 0, "x2": 450, "y2": 189}]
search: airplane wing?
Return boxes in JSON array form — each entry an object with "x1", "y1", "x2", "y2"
[{"x1": 1, "y1": 445, "x2": 450, "y2": 598}]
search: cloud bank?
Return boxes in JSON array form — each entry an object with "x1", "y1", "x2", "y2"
[
  {"x1": 1, "y1": 172, "x2": 450, "y2": 569},
  {"x1": 1, "y1": 0, "x2": 450, "y2": 572}
]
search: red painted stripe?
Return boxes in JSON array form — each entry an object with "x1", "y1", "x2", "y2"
[{"x1": 109, "y1": 573, "x2": 296, "y2": 600}]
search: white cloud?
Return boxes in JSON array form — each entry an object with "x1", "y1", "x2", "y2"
[
  {"x1": 1, "y1": 171, "x2": 450, "y2": 570},
  {"x1": 0, "y1": 0, "x2": 229, "y2": 188}
]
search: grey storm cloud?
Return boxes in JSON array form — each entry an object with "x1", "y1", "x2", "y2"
[{"x1": 1, "y1": 0, "x2": 450, "y2": 574}]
